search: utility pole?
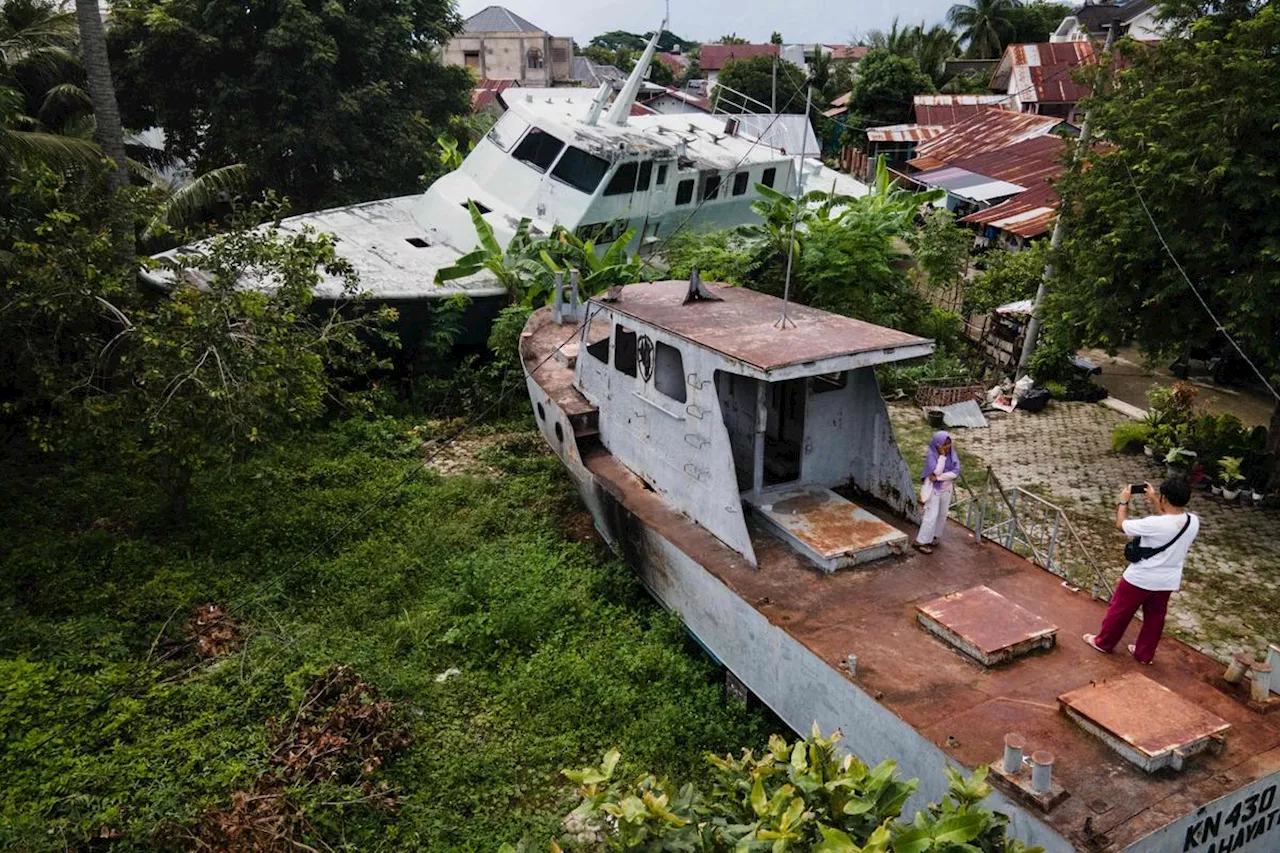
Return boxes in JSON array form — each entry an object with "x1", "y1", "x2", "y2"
[{"x1": 1017, "y1": 26, "x2": 1116, "y2": 374}]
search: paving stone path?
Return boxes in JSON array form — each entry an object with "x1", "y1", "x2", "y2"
[{"x1": 889, "y1": 401, "x2": 1279, "y2": 663}]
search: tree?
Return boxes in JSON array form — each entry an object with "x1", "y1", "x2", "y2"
[
  {"x1": 589, "y1": 29, "x2": 698, "y2": 53},
  {"x1": 848, "y1": 50, "x2": 935, "y2": 128},
  {"x1": 908, "y1": 208, "x2": 972, "y2": 301},
  {"x1": 718, "y1": 33, "x2": 749, "y2": 44},
  {"x1": 1054, "y1": 4, "x2": 1280, "y2": 486},
  {"x1": 770, "y1": 31, "x2": 783, "y2": 44},
  {"x1": 73, "y1": 0, "x2": 126, "y2": 191},
  {"x1": 107, "y1": 0, "x2": 474, "y2": 214},
  {"x1": 1007, "y1": 1, "x2": 1073, "y2": 42},
  {"x1": 507, "y1": 727, "x2": 1043, "y2": 852},
  {"x1": 713, "y1": 55, "x2": 808, "y2": 114},
  {"x1": 948, "y1": 0, "x2": 1021, "y2": 59}
]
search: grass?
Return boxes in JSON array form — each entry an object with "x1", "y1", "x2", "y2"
[
  {"x1": 0, "y1": 415, "x2": 779, "y2": 851},
  {"x1": 889, "y1": 403, "x2": 991, "y2": 496}
]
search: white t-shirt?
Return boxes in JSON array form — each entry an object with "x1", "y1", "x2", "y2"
[{"x1": 1121, "y1": 512, "x2": 1199, "y2": 591}]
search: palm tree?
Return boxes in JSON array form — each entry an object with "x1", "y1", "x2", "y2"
[
  {"x1": 862, "y1": 19, "x2": 959, "y2": 88},
  {"x1": 948, "y1": 0, "x2": 1021, "y2": 59},
  {"x1": 73, "y1": 0, "x2": 126, "y2": 191}
]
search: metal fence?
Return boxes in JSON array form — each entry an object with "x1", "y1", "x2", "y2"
[{"x1": 950, "y1": 466, "x2": 1115, "y2": 600}]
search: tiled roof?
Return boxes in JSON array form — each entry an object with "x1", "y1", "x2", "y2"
[
  {"x1": 828, "y1": 45, "x2": 868, "y2": 61},
  {"x1": 463, "y1": 5, "x2": 542, "y2": 33},
  {"x1": 909, "y1": 109, "x2": 1063, "y2": 168},
  {"x1": 571, "y1": 56, "x2": 626, "y2": 87},
  {"x1": 698, "y1": 43, "x2": 779, "y2": 71},
  {"x1": 912, "y1": 94, "x2": 1016, "y2": 125}
]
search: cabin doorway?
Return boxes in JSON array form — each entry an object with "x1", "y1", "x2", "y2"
[{"x1": 764, "y1": 379, "x2": 805, "y2": 486}]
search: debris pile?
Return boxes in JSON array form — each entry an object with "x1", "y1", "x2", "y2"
[{"x1": 186, "y1": 602, "x2": 239, "y2": 659}]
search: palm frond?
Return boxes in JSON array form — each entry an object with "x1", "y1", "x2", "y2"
[
  {"x1": 37, "y1": 81, "x2": 93, "y2": 125},
  {"x1": 142, "y1": 164, "x2": 250, "y2": 241},
  {"x1": 2, "y1": 126, "x2": 101, "y2": 168}
]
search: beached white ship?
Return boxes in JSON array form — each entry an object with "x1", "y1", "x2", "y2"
[
  {"x1": 522, "y1": 273, "x2": 1280, "y2": 852},
  {"x1": 144, "y1": 26, "x2": 863, "y2": 310}
]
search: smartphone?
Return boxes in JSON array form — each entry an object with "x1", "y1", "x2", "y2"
[{"x1": 1130, "y1": 483, "x2": 1148, "y2": 495}]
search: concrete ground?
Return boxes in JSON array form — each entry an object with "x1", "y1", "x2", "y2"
[
  {"x1": 1082, "y1": 346, "x2": 1275, "y2": 428},
  {"x1": 890, "y1": 401, "x2": 1279, "y2": 664}
]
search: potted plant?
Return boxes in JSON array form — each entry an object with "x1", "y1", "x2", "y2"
[
  {"x1": 1164, "y1": 446, "x2": 1196, "y2": 478},
  {"x1": 1219, "y1": 456, "x2": 1246, "y2": 501}
]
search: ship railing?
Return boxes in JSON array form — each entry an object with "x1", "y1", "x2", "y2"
[
  {"x1": 949, "y1": 466, "x2": 1115, "y2": 601},
  {"x1": 708, "y1": 84, "x2": 774, "y2": 117}
]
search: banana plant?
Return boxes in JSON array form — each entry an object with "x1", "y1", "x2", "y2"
[
  {"x1": 534, "y1": 223, "x2": 642, "y2": 304},
  {"x1": 434, "y1": 201, "x2": 548, "y2": 303}
]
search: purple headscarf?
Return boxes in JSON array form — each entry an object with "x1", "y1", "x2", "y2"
[{"x1": 923, "y1": 430, "x2": 960, "y2": 484}]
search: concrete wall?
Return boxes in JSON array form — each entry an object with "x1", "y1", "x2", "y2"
[{"x1": 444, "y1": 33, "x2": 572, "y2": 84}]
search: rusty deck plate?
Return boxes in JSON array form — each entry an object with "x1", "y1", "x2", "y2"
[
  {"x1": 746, "y1": 485, "x2": 907, "y2": 573},
  {"x1": 1059, "y1": 673, "x2": 1231, "y2": 773},
  {"x1": 917, "y1": 585, "x2": 1057, "y2": 666}
]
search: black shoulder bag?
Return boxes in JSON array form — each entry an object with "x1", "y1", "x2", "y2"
[{"x1": 1124, "y1": 514, "x2": 1192, "y2": 564}]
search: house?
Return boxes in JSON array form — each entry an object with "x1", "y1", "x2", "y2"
[
  {"x1": 906, "y1": 108, "x2": 1068, "y2": 171},
  {"x1": 1051, "y1": 0, "x2": 1163, "y2": 43},
  {"x1": 571, "y1": 56, "x2": 627, "y2": 88},
  {"x1": 912, "y1": 94, "x2": 1015, "y2": 125},
  {"x1": 655, "y1": 51, "x2": 689, "y2": 77},
  {"x1": 640, "y1": 87, "x2": 712, "y2": 115},
  {"x1": 990, "y1": 41, "x2": 1097, "y2": 121},
  {"x1": 696, "y1": 43, "x2": 779, "y2": 87},
  {"x1": 860, "y1": 125, "x2": 944, "y2": 180},
  {"x1": 471, "y1": 78, "x2": 519, "y2": 115},
  {"x1": 444, "y1": 5, "x2": 573, "y2": 86}
]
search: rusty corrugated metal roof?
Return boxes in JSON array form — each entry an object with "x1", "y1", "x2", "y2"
[
  {"x1": 907, "y1": 109, "x2": 1062, "y2": 170},
  {"x1": 866, "y1": 124, "x2": 944, "y2": 143},
  {"x1": 912, "y1": 94, "x2": 1015, "y2": 125},
  {"x1": 993, "y1": 41, "x2": 1096, "y2": 100},
  {"x1": 942, "y1": 135, "x2": 1068, "y2": 186},
  {"x1": 472, "y1": 78, "x2": 519, "y2": 112},
  {"x1": 960, "y1": 183, "x2": 1059, "y2": 238}
]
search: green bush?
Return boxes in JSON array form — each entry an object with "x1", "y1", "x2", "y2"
[
  {"x1": 1042, "y1": 380, "x2": 1069, "y2": 399},
  {"x1": 1111, "y1": 422, "x2": 1153, "y2": 453},
  {"x1": 876, "y1": 351, "x2": 980, "y2": 396}
]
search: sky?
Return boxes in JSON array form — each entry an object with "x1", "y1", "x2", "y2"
[{"x1": 456, "y1": 0, "x2": 961, "y2": 46}]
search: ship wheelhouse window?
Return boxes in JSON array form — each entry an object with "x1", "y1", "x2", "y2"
[
  {"x1": 656, "y1": 164, "x2": 668, "y2": 185},
  {"x1": 487, "y1": 113, "x2": 529, "y2": 153},
  {"x1": 512, "y1": 127, "x2": 564, "y2": 173},
  {"x1": 655, "y1": 342, "x2": 686, "y2": 403},
  {"x1": 614, "y1": 325, "x2": 637, "y2": 377},
  {"x1": 732, "y1": 171, "x2": 749, "y2": 196},
  {"x1": 603, "y1": 161, "x2": 654, "y2": 196},
  {"x1": 552, "y1": 146, "x2": 609, "y2": 193},
  {"x1": 700, "y1": 173, "x2": 722, "y2": 201},
  {"x1": 761, "y1": 167, "x2": 777, "y2": 188},
  {"x1": 675, "y1": 179, "x2": 694, "y2": 205}
]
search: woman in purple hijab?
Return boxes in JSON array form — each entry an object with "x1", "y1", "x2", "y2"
[{"x1": 915, "y1": 430, "x2": 960, "y2": 554}]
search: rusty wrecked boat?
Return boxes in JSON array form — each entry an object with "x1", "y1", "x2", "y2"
[{"x1": 520, "y1": 274, "x2": 1280, "y2": 853}]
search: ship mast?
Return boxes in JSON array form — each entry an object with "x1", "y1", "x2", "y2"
[{"x1": 604, "y1": 18, "x2": 667, "y2": 126}]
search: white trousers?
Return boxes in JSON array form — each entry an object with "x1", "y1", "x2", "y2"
[{"x1": 917, "y1": 487, "x2": 952, "y2": 545}]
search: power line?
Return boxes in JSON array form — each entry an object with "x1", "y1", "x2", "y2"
[{"x1": 1122, "y1": 160, "x2": 1280, "y2": 404}]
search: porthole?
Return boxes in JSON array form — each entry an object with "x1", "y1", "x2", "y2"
[
  {"x1": 537, "y1": 402, "x2": 546, "y2": 421},
  {"x1": 554, "y1": 422, "x2": 564, "y2": 443}
]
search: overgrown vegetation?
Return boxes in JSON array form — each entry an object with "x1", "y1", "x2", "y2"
[
  {"x1": 0, "y1": 417, "x2": 777, "y2": 850},
  {"x1": 514, "y1": 727, "x2": 1041, "y2": 852}
]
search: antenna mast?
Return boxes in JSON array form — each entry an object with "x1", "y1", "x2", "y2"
[{"x1": 776, "y1": 82, "x2": 813, "y2": 330}]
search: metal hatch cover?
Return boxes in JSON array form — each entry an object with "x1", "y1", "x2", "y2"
[
  {"x1": 1059, "y1": 672, "x2": 1231, "y2": 773},
  {"x1": 916, "y1": 585, "x2": 1057, "y2": 666}
]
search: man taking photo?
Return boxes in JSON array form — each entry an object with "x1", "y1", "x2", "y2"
[{"x1": 1083, "y1": 478, "x2": 1200, "y2": 665}]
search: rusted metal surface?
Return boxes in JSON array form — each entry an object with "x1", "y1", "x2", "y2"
[
  {"x1": 1029, "y1": 64, "x2": 1093, "y2": 104},
  {"x1": 866, "y1": 124, "x2": 945, "y2": 143},
  {"x1": 912, "y1": 94, "x2": 1016, "y2": 126},
  {"x1": 917, "y1": 585, "x2": 1057, "y2": 666},
  {"x1": 746, "y1": 485, "x2": 908, "y2": 572},
  {"x1": 992, "y1": 41, "x2": 1097, "y2": 93},
  {"x1": 942, "y1": 135, "x2": 1068, "y2": 188},
  {"x1": 961, "y1": 183, "x2": 1059, "y2": 239},
  {"x1": 908, "y1": 109, "x2": 1062, "y2": 171},
  {"x1": 596, "y1": 280, "x2": 931, "y2": 373},
  {"x1": 520, "y1": 309, "x2": 596, "y2": 419},
  {"x1": 572, "y1": 443, "x2": 1280, "y2": 850},
  {"x1": 1059, "y1": 673, "x2": 1232, "y2": 773}
]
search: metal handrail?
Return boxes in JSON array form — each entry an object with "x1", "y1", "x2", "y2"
[
  {"x1": 709, "y1": 83, "x2": 774, "y2": 116},
  {"x1": 953, "y1": 466, "x2": 1114, "y2": 600}
]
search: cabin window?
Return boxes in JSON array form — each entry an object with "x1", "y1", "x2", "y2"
[
  {"x1": 656, "y1": 164, "x2": 668, "y2": 185},
  {"x1": 604, "y1": 162, "x2": 638, "y2": 196},
  {"x1": 675, "y1": 179, "x2": 694, "y2": 205},
  {"x1": 614, "y1": 325, "x2": 637, "y2": 376},
  {"x1": 552, "y1": 146, "x2": 609, "y2": 193},
  {"x1": 701, "y1": 173, "x2": 722, "y2": 201},
  {"x1": 487, "y1": 113, "x2": 529, "y2": 153},
  {"x1": 655, "y1": 342, "x2": 686, "y2": 403},
  {"x1": 811, "y1": 372, "x2": 847, "y2": 394},
  {"x1": 762, "y1": 167, "x2": 777, "y2": 188},
  {"x1": 527, "y1": 48, "x2": 544, "y2": 69},
  {"x1": 732, "y1": 171, "x2": 749, "y2": 196},
  {"x1": 512, "y1": 127, "x2": 564, "y2": 173}
]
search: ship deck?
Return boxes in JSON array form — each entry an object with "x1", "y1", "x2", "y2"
[{"x1": 522, "y1": 309, "x2": 1280, "y2": 851}]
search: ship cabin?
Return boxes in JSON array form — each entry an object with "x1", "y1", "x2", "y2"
[{"x1": 532, "y1": 277, "x2": 933, "y2": 571}]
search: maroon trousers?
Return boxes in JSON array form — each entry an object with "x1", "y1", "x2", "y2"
[{"x1": 1095, "y1": 577, "x2": 1172, "y2": 663}]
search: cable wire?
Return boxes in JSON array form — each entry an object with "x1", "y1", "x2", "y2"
[{"x1": 1122, "y1": 160, "x2": 1280, "y2": 404}]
